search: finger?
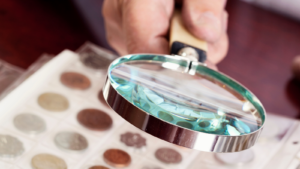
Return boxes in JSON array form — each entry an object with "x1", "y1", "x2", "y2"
[
  {"x1": 207, "y1": 30, "x2": 229, "y2": 64},
  {"x1": 102, "y1": 0, "x2": 127, "y2": 55},
  {"x1": 207, "y1": 11, "x2": 229, "y2": 64},
  {"x1": 182, "y1": 0, "x2": 227, "y2": 43},
  {"x1": 122, "y1": 0, "x2": 174, "y2": 54},
  {"x1": 205, "y1": 60, "x2": 218, "y2": 70}
]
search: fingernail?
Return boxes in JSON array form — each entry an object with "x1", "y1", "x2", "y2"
[{"x1": 196, "y1": 12, "x2": 222, "y2": 42}]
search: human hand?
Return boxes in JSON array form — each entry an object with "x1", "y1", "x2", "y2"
[{"x1": 102, "y1": 0, "x2": 228, "y2": 64}]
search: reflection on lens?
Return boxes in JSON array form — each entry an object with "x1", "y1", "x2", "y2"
[
  {"x1": 158, "y1": 111, "x2": 174, "y2": 122},
  {"x1": 176, "y1": 121, "x2": 193, "y2": 129}
]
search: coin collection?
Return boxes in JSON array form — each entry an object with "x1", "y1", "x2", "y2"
[
  {"x1": 0, "y1": 48, "x2": 199, "y2": 169},
  {"x1": 0, "y1": 43, "x2": 297, "y2": 169}
]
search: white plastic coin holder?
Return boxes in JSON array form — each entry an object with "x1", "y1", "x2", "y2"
[
  {"x1": 0, "y1": 105, "x2": 58, "y2": 141},
  {"x1": 63, "y1": 99, "x2": 125, "y2": 138},
  {"x1": 25, "y1": 84, "x2": 81, "y2": 120},
  {"x1": 40, "y1": 122, "x2": 101, "y2": 161},
  {"x1": 143, "y1": 136, "x2": 198, "y2": 169},
  {"x1": 134, "y1": 158, "x2": 166, "y2": 169},
  {"x1": 17, "y1": 144, "x2": 77, "y2": 169},
  {"x1": 47, "y1": 63, "x2": 107, "y2": 99},
  {"x1": 70, "y1": 49, "x2": 110, "y2": 77},
  {"x1": 80, "y1": 141, "x2": 143, "y2": 169},
  {"x1": 75, "y1": 42, "x2": 117, "y2": 72},
  {"x1": 258, "y1": 114, "x2": 296, "y2": 143},
  {"x1": 109, "y1": 122, "x2": 163, "y2": 154},
  {"x1": 0, "y1": 128, "x2": 35, "y2": 163},
  {"x1": 187, "y1": 115, "x2": 297, "y2": 169},
  {"x1": 79, "y1": 162, "x2": 111, "y2": 169},
  {"x1": 0, "y1": 160, "x2": 14, "y2": 169}
]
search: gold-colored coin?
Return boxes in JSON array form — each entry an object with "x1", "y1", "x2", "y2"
[
  {"x1": 38, "y1": 93, "x2": 69, "y2": 112},
  {"x1": 31, "y1": 153, "x2": 67, "y2": 169}
]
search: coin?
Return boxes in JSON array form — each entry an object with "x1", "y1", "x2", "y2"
[
  {"x1": 0, "y1": 135, "x2": 24, "y2": 158},
  {"x1": 89, "y1": 166, "x2": 109, "y2": 169},
  {"x1": 60, "y1": 72, "x2": 91, "y2": 90},
  {"x1": 13, "y1": 113, "x2": 46, "y2": 135},
  {"x1": 31, "y1": 153, "x2": 67, "y2": 169},
  {"x1": 98, "y1": 90, "x2": 109, "y2": 107},
  {"x1": 38, "y1": 93, "x2": 69, "y2": 112},
  {"x1": 54, "y1": 131, "x2": 88, "y2": 151},
  {"x1": 103, "y1": 149, "x2": 131, "y2": 168},
  {"x1": 142, "y1": 167, "x2": 163, "y2": 169},
  {"x1": 155, "y1": 148, "x2": 182, "y2": 164},
  {"x1": 215, "y1": 149, "x2": 254, "y2": 165},
  {"x1": 120, "y1": 132, "x2": 146, "y2": 148},
  {"x1": 80, "y1": 51, "x2": 111, "y2": 69},
  {"x1": 77, "y1": 109, "x2": 113, "y2": 131}
]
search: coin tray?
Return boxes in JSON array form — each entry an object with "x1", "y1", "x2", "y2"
[
  {"x1": 41, "y1": 122, "x2": 101, "y2": 161},
  {"x1": 0, "y1": 45, "x2": 298, "y2": 169},
  {"x1": 63, "y1": 100, "x2": 124, "y2": 138},
  {"x1": 81, "y1": 141, "x2": 144, "y2": 168},
  {"x1": 17, "y1": 144, "x2": 77, "y2": 169},
  {"x1": 0, "y1": 128, "x2": 35, "y2": 163},
  {"x1": 48, "y1": 64, "x2": 106, "y2": 99},
  {"x1": 0, "y1": 106, "x2": 58, "y2": 141},
  {"x1": 25, "y1": 85, "x2": 80, "y2": 120},
  {"x1": 108, "y1": 122, "x2": 159, "y2": 153}
]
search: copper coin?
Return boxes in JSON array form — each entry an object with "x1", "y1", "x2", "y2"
[
  {"x1": 155, "y1": 148, "x2": 182, "y2": 164},
  {"x1": 38, "y1": 92, "x2": 69, "y2": 112},
  {"x1": 60, "y1": 72, "x2": 91, "y2": 90},
  {"x1": 98, "y1": 90, "x2": 109, "y2": 107},
  {"x1": 120, "y1": 132, "x2": 146, "y2": 148},
  {"x1": 103, "y1": 149, "x2": 131, "y2": 168},
  {"x1": 77, "y1": 109, "x2": 113, "y2": 131},
  {"x1": 89, "y1": 166, "x2": 109, "y2": 169}
]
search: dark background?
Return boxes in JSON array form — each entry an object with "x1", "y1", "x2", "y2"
[{"x1": 1, "y1": 0, "x2": 300, "y2": 118}]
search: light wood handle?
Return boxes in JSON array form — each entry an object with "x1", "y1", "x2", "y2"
[
  {"x1": 170, "y1": 10, "x2": 207, "y2": 51},
  {"x1": 169, "y1": 10, "x2": 207, "y2": 62}
]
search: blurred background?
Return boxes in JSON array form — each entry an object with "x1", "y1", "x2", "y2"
[{"x1": 1, "y1": 0, "x2": 300, "y2": 118}]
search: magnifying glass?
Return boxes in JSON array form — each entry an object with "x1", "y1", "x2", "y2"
[{"x1": 103, "y1": 10, "x2": 265, "y2": 153}]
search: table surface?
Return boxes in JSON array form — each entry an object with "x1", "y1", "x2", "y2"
[{"x1": 1, "y1": 0, "x2": 300, "y2": 118}]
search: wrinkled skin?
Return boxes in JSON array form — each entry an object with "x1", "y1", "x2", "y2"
[{"x1": 103, "y1": 0, "x2": 228, "y2": 67}]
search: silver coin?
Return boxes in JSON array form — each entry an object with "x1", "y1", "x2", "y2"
[
  {"x1": 31, "y1": 153, "x2": 67, "y2": 169},
  {"x1": 0, "y1": 135, "x2": 24, "y2": 158},
  {"x1": 215, "y1": 149, "x2": 254, "y2": 165},
  {"x1": 13, "y1": 113, "x2": 46, "y2": 135},
  {"x1": 54, "y1": 131, "x2": 88, "y2": 151}
]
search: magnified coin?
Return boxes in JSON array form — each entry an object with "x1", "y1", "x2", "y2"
[
  {"x1": 54, "y1": 131, "x2": 88, "y2": 151},
  {"x1": 89, "y1": 166, "x2": 109, "y2": 169},
  {"x1": 103, "y1": 149, "x2": 131, "y2": 168},
  {"x1": 77, "y1": 109, "x2": 113, "y2": 131},
  {"x1": 98, "y1": 90, "x2": 109, "y2": 107},
  {"x1": 31, "y1": 153, "x2": 67, "y2": 169},
  {"x1": 38, "y1": 93, "x2": 69, "y2": 112},
  {"x1": 120, "y1": 132, "x2": 146, "y2": 148},
  {"x1": 80, "y1": 51, "x2": 111, "y2": 69},
  {"x1": 155, "y1": 148, "x2": 182, "y2": 164},
  {"x1": 13, "y1": 113, "x2": 46, "y2": 135},
  {"x1": 215, "y1": 149, "x2": 254, "y2": 165},
  {"x1": 60, "y1": 72, "x2": 91, "y2": 90},
  {"x1": 0, "y1": 135, "x2": 24, "y2": 158}
]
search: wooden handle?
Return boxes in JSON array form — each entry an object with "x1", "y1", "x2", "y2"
[
  {"x1": 169, "y1": 10, "x2": 207, "y2": 62},
  {"x1": 170, "y1": 10, "x2": 207, "y2": 51}
]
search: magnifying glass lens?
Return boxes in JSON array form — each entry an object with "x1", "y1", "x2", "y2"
[{"x1": 109, "y1": 58, "x2": 263, "y2": 136}]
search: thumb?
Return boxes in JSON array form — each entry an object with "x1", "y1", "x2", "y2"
[{"x1": 182, "y1": 0, "x2": 227, "y2": 43}]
